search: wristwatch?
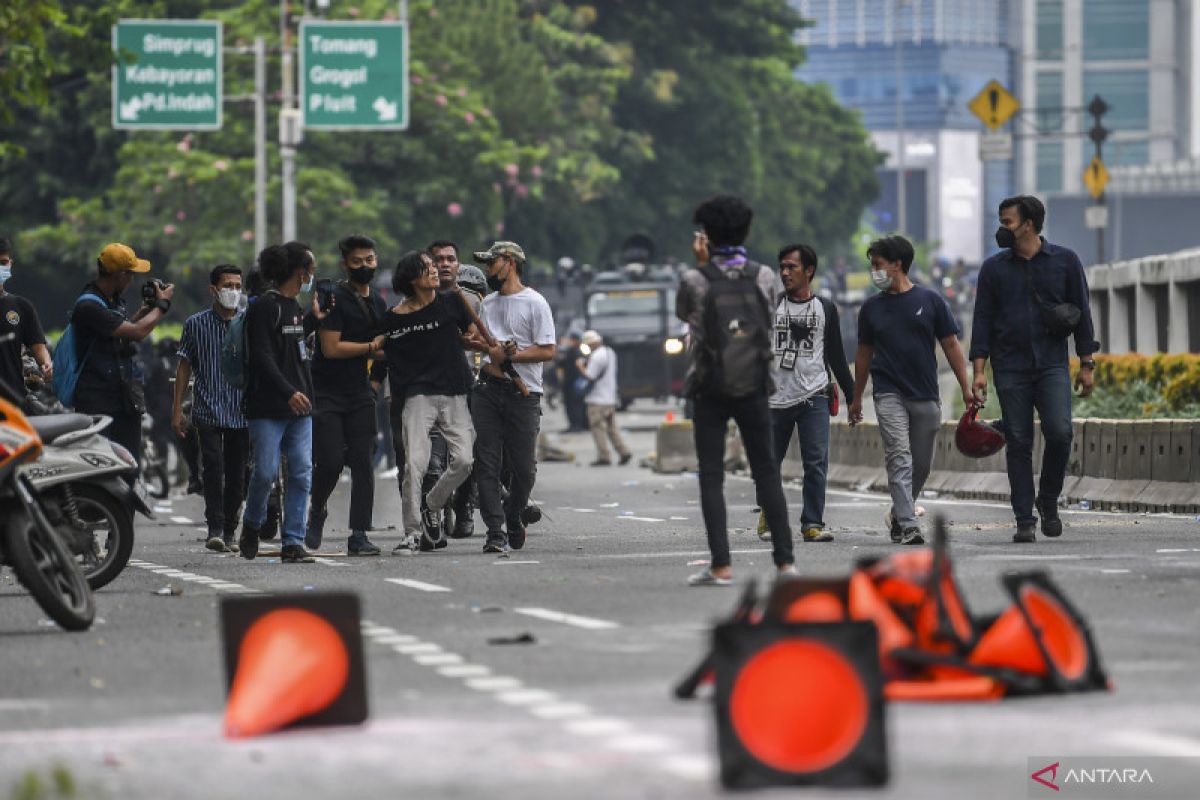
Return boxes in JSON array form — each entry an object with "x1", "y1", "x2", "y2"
[
  {"x1": 1079, "y1": 358, "x2": 1096, "y2": 370},
  {"x1": 154, "y1": 298, "x2": 171, "y2": 313}
]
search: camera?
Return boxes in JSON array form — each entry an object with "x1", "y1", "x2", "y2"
[
  {"x1": 315, "y1": 278, "x2": 336, "y2": 312},
  {"x1": 142, "y1": 278, "x2": 165, "y2": 303}
]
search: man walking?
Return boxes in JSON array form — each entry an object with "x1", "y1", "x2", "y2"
[
  {"x1": 470, "y1": 241, "x2": 556, "y2": 553},
  {"x1": 306, "y1": 234, "x2": 387, "y2": 557},
  {"x1": 69, "y1": 243, "x2": 174, "y2": 461},
  {"x1": 676, "y1": 195, "x2": 795, "y2": 585},
  {"x1": 576, "y1": 330, "x2": 632, "y2": 466},
  {"x1": 764, "y1": 243, "x2": 854, "y2": 543},
  {"x1": 970, "y1": 195, "x2": 1099, "y2": 543},
  {"x1": 238, "y1": 243, "x2": 317, "y2": 564},
  {"x1": 848, "y1": 235, "x2": 974, "y2": 545},
  {"x1": 0, "y1": 238, "x2": 52, "y2": 404},
  {"x1": 173, "y1": 265, "x2": 248, "y2": 553}
]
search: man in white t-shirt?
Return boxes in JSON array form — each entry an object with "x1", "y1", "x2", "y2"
[
  {"x1": 765, "y1": 243, "x2": 855, "y2": 543},
  {"x1": 471, "y1": 241, "x2": 557, "y2": 553},
  {"x1": 576, "y1": 330, "x2": 632, "y2": 467}
]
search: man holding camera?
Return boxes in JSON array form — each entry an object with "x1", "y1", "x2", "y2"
[
  {"x1": 71, "y1": 243, "x2": 174, "y2": 463},
  {"x1": 971, "y1": 195, "x2": 1099, "y2": 543}
]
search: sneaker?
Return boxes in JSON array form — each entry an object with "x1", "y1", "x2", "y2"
[
  {"x1": 900, "y1": 527, "x2": 924, "y2": 546},
  {"x1": 450, "y1": 507, "x2": 475, "y2": 539},
  {"x1": 223, "y1": 534, "x2": 240, "y2": 554},
  {"x1": 886, "y1": 511, "x2": 902, "y2": 543},
  {"x1": 756, "y1": 512, "x2": 770, "y2": 542},
  {"x1": 187, "y1": 479, "x2": 203, "y2": 495},
  {"x1": 281, "y1": 544, "x2": 315, "y2": 563},
  {"x1": 347, "y1": 531, "x2": 381, "y2": 557},
  {"x1": 1012, "y1": 524, "x2": 1037, "y2": 544},
  {"x1": 306, "y1": 507, "x2": 328, "y2": 550},
  {"x1": 205, "y1": 535, "x2": 227, "y2": 552},
  {"x1": 802, "y1": 527, "x2": 834, "y2": 543},
  {"x1": 239, "y1": 525, "x2": 260, "y2": 560},
  {"x1": 482, "y1": 535, "x2": 508, "y2": 554},
  {"x1": 392, "y1": 536, "x2": 418, "y2": 556},
  {"x1": 508, "y1": 523, "x2": 527, "y2": 551},
  {"x1": 776, "y1": 564, "x2": 800, "y2": 580},
  {"x1": 618, "y1": 452, "x2": 632, "y2": 466},
  {"x1": 589, "y1": 459, "x2": 612, "y2": 467},
  {"x1": 687, "y1": 569, "x2": 732, "y2": 587},
  {"x1": 422, "y1": 506, "x2": 443, "y2": 540},
  {"x1": 1036, "y1": 496, "x2": 1063, "y2": 538}
]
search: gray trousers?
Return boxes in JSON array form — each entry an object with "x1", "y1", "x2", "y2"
[
  {"x1": 874, "y1": 393, "x2": 941, "y2": 530},
  {"x1": 402, "y1": 394, "x2": 475, "y2": 538}
]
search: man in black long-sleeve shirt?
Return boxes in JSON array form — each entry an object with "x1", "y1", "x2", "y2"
[
  {"x1": 970, "y1": 195, "x2": 1099, "y2": 543},
  {"x1": 238, "y1": 243, "x2": 318, "y2": 563}
]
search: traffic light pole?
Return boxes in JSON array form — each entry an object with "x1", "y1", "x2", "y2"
[{"x1": 1088, "y1": 95, "x2": 1109, "y2": 265}]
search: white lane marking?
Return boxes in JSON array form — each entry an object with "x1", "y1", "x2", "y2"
[
  {"x1": 1156, "y1": 548, "x2": 1200, "y2": 553},
  {"x1": 599, "y1": 503, "x2": 619, "y2": 508},
  {"x1": 570, "y1": 508, "x2": 597, "y2": 513},
  {"x1": 495, "y1": 689, "x2": 559, "y2": 706},
  {"x1": 128, "y1": 561, "x2": 258, "y2": 594},
  {"x1": 1100, "y1": 569, "x2": 1131, "y2": 574},
  {"x1": 413, "y1": 653, "x2": 464, "y2": 667},
  {"x1": 528, "y1": 703, "x2": 592, "y2": 720},
  {"x1": 589, "y1": 548, "x2": 765, "y2": 561},
  {"x1": 393, "y1": 643, "x2": 442, "y2": 655},
  {"x1": 606, "y1": 734, "x2": 676, "y2": 753},
  {"x1": 972, "y1": 554, "x2": 1085, "y2": 561},
  {"x1": 385, "y1": 578, "x2": 452, "y2": 593},
  {"x1": 169, "y1": 516, "x2": 192, "y2": 524},
  {"x1": 1107, "y1": 730, "x2": 1200, "y2": 758},
  {"x1": 0, "y1": 699, "x2": 51, "y2": 711},
  {"x1": 370, "y1": 634, "x2": 420, "y2": 646},
  {"x1": 660, "y1": 754, "x2": 712, "y2": 781},
  {"x1": 312, "y1": 557, "x2": 349, "y2": 567},
  {"x1": 513, "y1": 607, "x2": 620, "y2": 630},
  {"x1": 465, "y1": 676, "x2": 524, "y2": 692},
  {"x1": 616, "y1": 516, "x2": 665, "y2": 523},
  {"x1": 437, "y1": 664, "x2": 491, "y2": 678},
  {"x1": 669, "y1": 516, "x2": 688, "y2": 521},
  {"x1": 564, "y1": 718, "x2": 633, "y2": 737},
  {"x1": 496, "y1": 560, "x2": 540, "y2": 565}
]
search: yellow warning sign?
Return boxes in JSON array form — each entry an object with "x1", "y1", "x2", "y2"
[
  {"x1": 1083, "y1": 156, "x2": 1109, "y2": 199},
  {"x1": 968, "y1": 80, "x2": 1021, "y2": 130}
]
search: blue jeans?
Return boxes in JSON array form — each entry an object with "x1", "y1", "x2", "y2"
[
  {"x1": 994, "y1": 366, "x2": 1073, "y2": 527},
  {"x1": 770, "y1": 394, "x2": 830, "y2": 530},
  {"x1": 243, "y1": 416, "x2": 313, "y2": 546}
]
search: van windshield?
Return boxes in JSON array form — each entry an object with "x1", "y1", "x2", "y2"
[{"x1": 586, "y1": 289, "x2": 671, "y2": 317}]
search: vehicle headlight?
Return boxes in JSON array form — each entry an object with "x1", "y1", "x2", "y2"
[
  {"x1": 110, "y1": 442, "x2": 137, "y2": 467},
  {"x1": 664, "y1": 337, "x2": 684, "y2": 355}
]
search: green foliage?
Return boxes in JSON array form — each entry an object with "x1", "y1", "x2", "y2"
[{"x1": 10, "y1": 764, "x2": 77, "y2": 800}]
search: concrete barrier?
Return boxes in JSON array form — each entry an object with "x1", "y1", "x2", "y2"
[{"x1": 653, "y1": 421, "x2": 697, "y2": 474}]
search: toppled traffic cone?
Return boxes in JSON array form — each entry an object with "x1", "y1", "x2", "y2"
[
  {"x1": 221, "y1": 593, "x2": 367, "y2": 738},
  {"x1": 713, "y1": 620, "x2": 888, "y2": 788}
]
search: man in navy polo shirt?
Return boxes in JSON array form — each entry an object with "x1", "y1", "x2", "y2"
[{"x1": 970, "y1": 195, "x2": 1099, "y2": 543}]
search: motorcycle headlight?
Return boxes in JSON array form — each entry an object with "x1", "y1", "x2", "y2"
[
  {"x1": 110, "y1": 442, "x2": 137, "y2": 467},
  {"x1": 664, "y1": 337, "x2": 684, "y2": 355}
]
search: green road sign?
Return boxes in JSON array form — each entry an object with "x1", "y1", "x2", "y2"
[
  {"x1": 112, "y1": 20, "x2": 222, "y2": 130},
  {"x1": 300, "y1": 21, "x2": 408, "y2": 130}
]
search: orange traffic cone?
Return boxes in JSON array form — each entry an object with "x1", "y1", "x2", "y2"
[
  {"x1": 848, "y1": 571, "x2": 914, "y2": 660},
  {"x1": 665, "y1": 410, "x2": 675, "y2": 423},
  {"x1": 968, "y1": 581, "x2": 1089, "y2": 681},
  {"x1": 224, "y1": 607, "x2": 351, "y2": 738},
  {"x1": 885, "y1": 676, "x2": 1005, "y2": 702}
]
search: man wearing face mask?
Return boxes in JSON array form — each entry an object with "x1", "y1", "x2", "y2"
[
  {"x1": 849, "y1": 235, "x2": 973, "y2": 545},
  {"x1": 173, "y1": 265, "x2": 248, "y2": 553},
  {"x1": 70, "y1": 243, "x2": 174, "y2": 462},
  {"x1": 971, "y1": 195, "x2": 1099, "y2": 543},
  {"x1": 305, "y1": 234, "x2": 388, "y2": 557},
  {"x1": 0, "y1": 238, "x2": 53, "y2": 405}
]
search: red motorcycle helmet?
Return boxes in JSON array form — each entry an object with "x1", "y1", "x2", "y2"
[{"x1": 956, "y1": 404, "x2": 1005, "y2": 458}]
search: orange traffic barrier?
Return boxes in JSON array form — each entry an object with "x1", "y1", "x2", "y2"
[
  {"x1": 885, "y1": 676, "x2": 1005, "y2": 702},
  {"x1": 224, "y1": 608, "x2": 350, "y2": 738}
]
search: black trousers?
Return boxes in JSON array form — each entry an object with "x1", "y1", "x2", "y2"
[
  {"x1": 693, "y1": 391, "x2": 794, "y2": 569},
  {"x1": 195, "y1": 424, "x2": 250, "y2": 537},
  {"x1": 310, "y1": 404, "x2": 377, "y2": 532},
  {"x1": 471, "y1": 378, "x2": 541, "y2": 542}
]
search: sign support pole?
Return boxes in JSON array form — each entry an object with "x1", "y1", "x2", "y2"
[
  {"x1": 280, "y1": 0, "x2": 297, "y2": 242},
  {"x1": 254, "y1": 36, "x2": 267, "y2": 256}
]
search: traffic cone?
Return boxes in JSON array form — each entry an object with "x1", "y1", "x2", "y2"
[
  {"x1": 848, "y1": 570, "x2": 914, "y2": 661},
  {"x1": 764, "y1": 577, "x2": 848, "y2": 623},
  {"x1": 885, "y1": 675, "x2": 1005, "y2": 702},
  {"x1": 221, "y1": 593, "x2": 368, "y2": 737},
  {"x1": 712, "y1": 620, "x2": 888, "y2": 788},
  {"x1": 665, "y1": 410, "x2": 675, "y2": 423}
]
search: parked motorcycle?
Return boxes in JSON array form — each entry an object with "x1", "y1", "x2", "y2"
[
  {"x1": 0, "y1": 394, "x2": 95, "y2": 631},
  {"x1": 25, "y1": 413, "x2": 154, "y2": 590}
]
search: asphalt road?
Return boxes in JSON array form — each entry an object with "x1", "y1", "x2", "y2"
[{"x1": 2, "y1": 402, "x2": 1199, "y2": 799}]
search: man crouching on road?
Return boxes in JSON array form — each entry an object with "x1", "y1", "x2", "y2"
[{"x1": 471, "y1": 242, "x2": 556, "y2": 553}]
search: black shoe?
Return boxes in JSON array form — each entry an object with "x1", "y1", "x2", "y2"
[
  {"x1": 450, "y1": 505, "x2": 475, "y2": 539},
  {"x1": 483, "y1": 534, "x2": 507, "y2": 554},
  {"x1": 281, "y1": 543, "x2": 315, "y2": 563},
  {"x1": 589, "y1": 459, "x2": 612, "y2": 467},
  {"x1": 187, "y1": 479, "x2": 203, "y2": 495},
  {"x1": 421, "y1": 506, "x2": 445, "y2": 551},
  {"x1": 900, "y1": 527, "x2": 924, "y2": 546},
  {"x1": 1036, "y1": 496, "x2": 1063, "y2": 538},
  {"x1": 1012, "y1": 524, "x2": 1037, "y2": 544},
  {"x1": 508, "y1": 523, "x2": 527, "y2": 551},
  {"x1": 259, "y1": 509, "x2": 279, "y2": 541},
  {"x1": 347, "y1": 531, "x2": 381, "y2": 557},
  {"x1": 618, "y1": 453, "x2": 632, "y2": 466},
  {"x1": 239, "y1": 525, "x2": 260, "y2": 560},
  {"x1": 306, "y1": 507, "x2": 328, "y2": 550},
  {"x1": 886, "y1": 511, "x2": 902, "y2": 543}
]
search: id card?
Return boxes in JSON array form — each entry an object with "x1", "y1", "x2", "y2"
[
  {"x1": 780, "y1": 350, "x2": 798, "y2": 371},
  {"x1": 298, "y1": 339, "x2": 308, "y2": 360}
]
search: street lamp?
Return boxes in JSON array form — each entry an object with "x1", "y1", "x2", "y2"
[{"x1": 895, "y1": 0, "x2": 910, "y2": 237}]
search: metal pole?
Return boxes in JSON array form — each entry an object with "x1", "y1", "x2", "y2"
[
  {"x1": 1095, "y1": 141, "x2": 1105, "y2": 264},
  {"x1": 895, "y1": 0, "x2": 907, "y2": 236},
  {"x1": 281, "y1": 0, "x2": 297, "y2": 242},
  {"x1": 254, "y1": 36, "x2": 267, "y2": 255}
]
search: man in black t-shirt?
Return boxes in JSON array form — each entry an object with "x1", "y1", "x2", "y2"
[
  {"x1": 0, "y1": 238, "x2": 52, "y2": 405},
  {"x1": 305, "y1": 234, "x2": 388, "y2": 556}
]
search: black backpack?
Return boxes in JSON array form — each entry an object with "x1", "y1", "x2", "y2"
[{"x1": 697, "y1": 261, "x2": 773, "y2": 398}]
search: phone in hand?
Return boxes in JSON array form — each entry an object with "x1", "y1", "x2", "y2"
[{"x1": 315, "y1": 278, "x2": 335, "y2": 312}]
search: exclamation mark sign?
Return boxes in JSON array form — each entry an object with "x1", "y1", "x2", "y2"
[{"x1": 989, "y1": 88, "x2": 1000, "y2": 126}]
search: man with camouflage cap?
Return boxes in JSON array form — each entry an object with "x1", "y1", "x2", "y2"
[{"x1": 471, "y1": 241, "x2": 556, "y2": 553}]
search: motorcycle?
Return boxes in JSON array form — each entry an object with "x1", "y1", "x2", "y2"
[
  {"x1": 25, "y1": 413, "x2": 154, "y2": 590},
  {"x1": 0, "y1": 394, "x2": 95, "y2": 631}
]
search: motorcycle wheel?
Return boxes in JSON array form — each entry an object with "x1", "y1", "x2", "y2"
[
  {"x1": 145, "y1": 463, "x2": 170, "y2": 500},
  {"x1": 64, "y1": 484, "x2": 135, "y2": 591},
  {"x1": 4, "y1": 507, "x2": 95, "y2": 631}
]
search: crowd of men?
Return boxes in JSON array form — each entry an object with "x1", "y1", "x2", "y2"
[{"x1": 0, "y1": 189, "x2": 1099, "y2": 579}]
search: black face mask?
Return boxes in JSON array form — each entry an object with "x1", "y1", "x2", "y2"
[
  {"x1": 347, "y1": 267, "x2": 376, "y2": 285},
  {"x1": 995, "y1": 226, "x2": 1017, "y2": 249}
]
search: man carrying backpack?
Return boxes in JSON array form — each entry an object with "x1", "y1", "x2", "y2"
[
  {"x1": 172, "y1": 264, "x2": 247, "y2": 554},
  {"x1": 676, "y1": 195, "x2": 796, "y2": 586}
]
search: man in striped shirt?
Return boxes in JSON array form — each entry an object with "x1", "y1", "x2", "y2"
[{"x1": 173, "y1": 265, "x2": 248, "y2": 553}]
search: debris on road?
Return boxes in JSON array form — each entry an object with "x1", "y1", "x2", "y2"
[
  {"x1": 153, "y1": 585, "x2": 183, "y2": 596},
  {"x1": 487, "y1": 632, "x2": 537, "y2": 646}
]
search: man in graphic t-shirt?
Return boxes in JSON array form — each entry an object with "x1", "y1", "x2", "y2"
[
  {"x1": 470, "y1": 241, "x2": 557, "y2": 553},
  {"x1": 765, "y1": 243, "x2": 854, "y2": 543}
]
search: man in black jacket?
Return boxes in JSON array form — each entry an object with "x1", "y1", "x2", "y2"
[
  {"x1": 763, "y1": 243, "x2": 855, "y2": 543},
  {"x1": 238, "y1": 243, "x2": 317, "y2": 563}
]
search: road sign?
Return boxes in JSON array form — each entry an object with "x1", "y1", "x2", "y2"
[
  {"x1": 1084, "y1": 156, "x2": 1110, "y2": 199},
  {"x1": 112, "y1": 20, "x2": 222, "y2": 130},
  {"x1": 979, "y1": 132, "x2": 1013, "y2": 161},
  {"x1": 300, "y1": 21, "x2": 408, "y2": 130},
  {"x1": 1085, "y1": 205, "x2": 1109, "y2": 229},
  {"x1": 968, "y1": 80, "x2": 1020, "y2": 130}
]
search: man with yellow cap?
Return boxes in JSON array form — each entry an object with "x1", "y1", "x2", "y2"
[{"x1": 68, "y1": 243, "x2": 174, "y2": 463}]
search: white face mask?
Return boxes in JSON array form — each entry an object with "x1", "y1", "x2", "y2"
[
  {"x1": 216, "y1": 288, "x2": 242, "y2": 310},
  {"x1": 870, "y1": 269, "x2": 893, "y2": 291}
]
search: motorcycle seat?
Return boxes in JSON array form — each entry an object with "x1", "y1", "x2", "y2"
[{"x1": 29, "y1": 413, "x2": 96, "y2": 444}]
